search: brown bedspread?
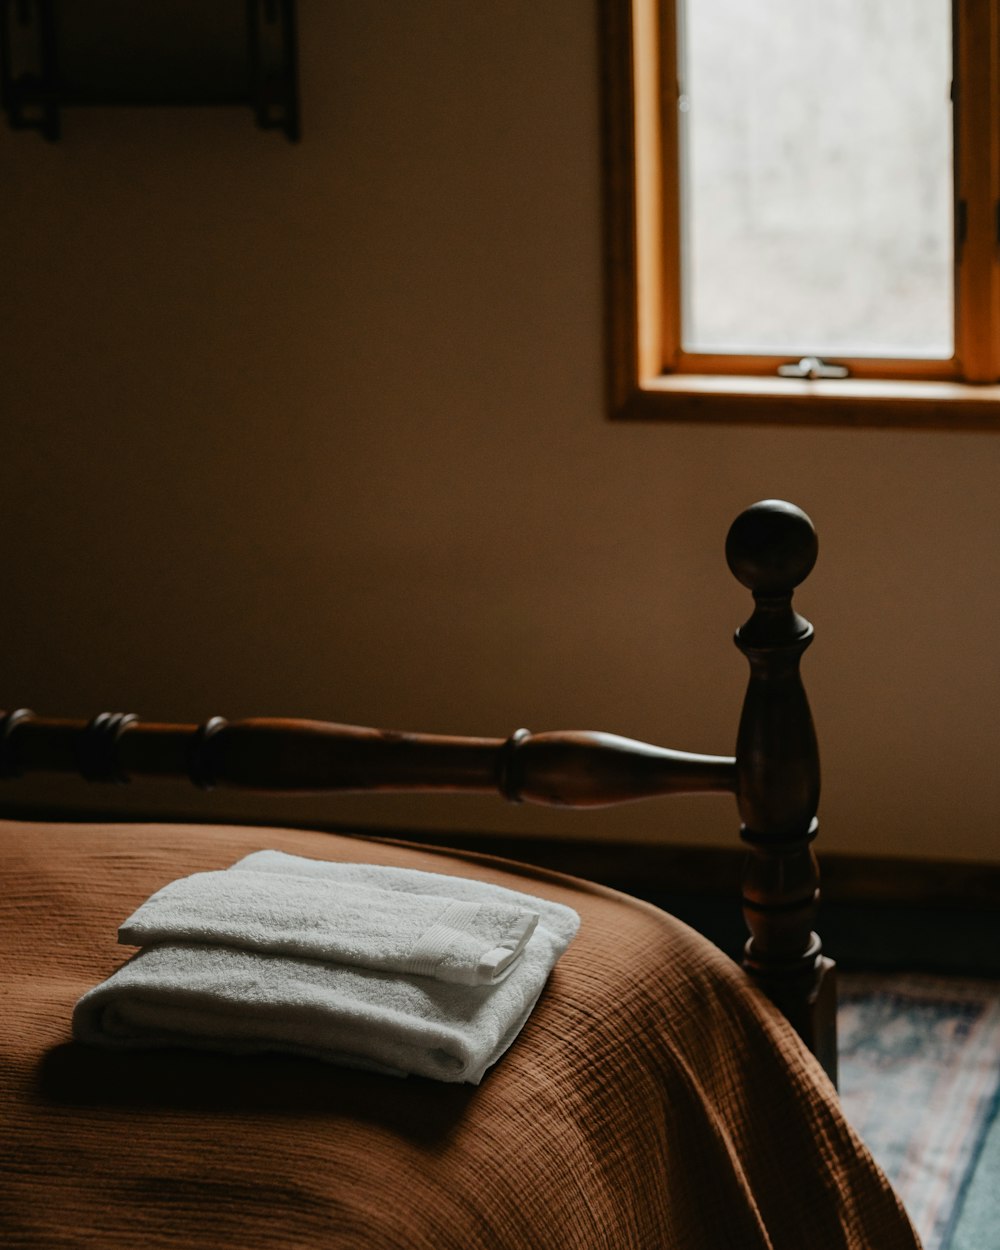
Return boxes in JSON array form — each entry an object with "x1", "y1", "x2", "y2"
[{"x1": 0, "y1": 819, "x2": 920, "y2": 1249}]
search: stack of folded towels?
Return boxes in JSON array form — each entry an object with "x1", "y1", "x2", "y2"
[{"x1": 73, "y1": 850, "x2": 580, "y2": 1084}]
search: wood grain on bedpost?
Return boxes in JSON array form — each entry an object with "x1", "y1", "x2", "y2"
[{"x1": 726, "y1": 500, "x2": 838, "y2": 1087}]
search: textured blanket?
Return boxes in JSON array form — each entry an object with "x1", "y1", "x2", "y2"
[{"x1": 0, "y1": 818, "x2": 920, "y2": 1249}]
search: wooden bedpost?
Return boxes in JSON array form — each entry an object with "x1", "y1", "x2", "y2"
[{"x1": 726, "y1": 500, "x2": 837, "y2": 1087}]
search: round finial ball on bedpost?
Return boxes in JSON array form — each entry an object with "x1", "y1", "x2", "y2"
[{"x1": 725, "y1": 500, "x2": 818, "y2": 597}]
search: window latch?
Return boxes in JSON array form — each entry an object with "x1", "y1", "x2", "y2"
[{"x1": 777, "y1": 356, "x2": 850, "y2": 381}]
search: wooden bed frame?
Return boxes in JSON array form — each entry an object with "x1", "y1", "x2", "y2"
[{"x1": 0, "y1": 498, "x2": 836, "y2": 1082}]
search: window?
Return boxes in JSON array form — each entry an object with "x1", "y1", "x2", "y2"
[{"x1": 603, "y1": 0, "x2": 1000, "y2": 427}]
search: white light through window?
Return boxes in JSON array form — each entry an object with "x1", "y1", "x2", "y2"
[{"x1": 679, "y1": 0, "x2": 954, "y2": 359}]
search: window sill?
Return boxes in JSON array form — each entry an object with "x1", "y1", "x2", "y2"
[{"x1": 614, "y1": 375, "x2": 1000, "y2": 431}]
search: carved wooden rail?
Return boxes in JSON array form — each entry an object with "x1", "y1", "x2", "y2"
[
  {"x1": 0, "y1": 715, "x2": 737, "y2": 803},
  {"x1": 0, "y1": 500, "x2": 835, "y2": 1082}
]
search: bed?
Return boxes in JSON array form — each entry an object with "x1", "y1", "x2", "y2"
[{"x1": 0, "y1": 501, "x2": 921, "y2": 1249}]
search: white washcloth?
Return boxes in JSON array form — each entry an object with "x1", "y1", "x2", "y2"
[
  {"x1": 72, "y1": 852, "x2": 580, "y2": 1084},
  {"x1": 118, "y1": 869, "x2": 539, "y2": 987}
]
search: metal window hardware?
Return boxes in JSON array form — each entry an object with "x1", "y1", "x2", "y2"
[{"x1": 777, "y1": 356, "x2": 850, "y2": 381}]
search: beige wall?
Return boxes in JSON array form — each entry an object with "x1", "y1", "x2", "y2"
[{"x1": 3, "y1": 3, "x2": 999, "y2": 861}]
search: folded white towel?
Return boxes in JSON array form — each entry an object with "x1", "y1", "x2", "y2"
[
  {"x1": 119, "y1": 869, "x2": 539, "y2": 986},
  {"x1": 72, "y1": 852, "x2": 580, "y2": 1084}
]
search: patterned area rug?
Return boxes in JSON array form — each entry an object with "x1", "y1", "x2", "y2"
[{"x1": 839, "y1": 973, "x2": 1000, "y2": 1250}]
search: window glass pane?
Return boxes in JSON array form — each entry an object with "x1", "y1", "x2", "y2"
[{"x1": 679, "y1": 0, "x2": 953, "y2": 359}]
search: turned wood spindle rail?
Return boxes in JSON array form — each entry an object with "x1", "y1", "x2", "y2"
[
  {"x1": 0, "y1": 499, "x2": 835, "y2": 1081},
  {"x1": 0, "y1": 713, "x2": 737, "y2": 804}
]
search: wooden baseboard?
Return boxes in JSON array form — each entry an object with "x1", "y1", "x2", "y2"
[
  {"x1": 3, "y1": 802, "x2": 997, "y2": 974},
  {"x1": 374, "y1": 829, "x2": 1000, "y2": 911},
  {"x1": 2, "y1": 800, "x2": 998, "y2": 911}
]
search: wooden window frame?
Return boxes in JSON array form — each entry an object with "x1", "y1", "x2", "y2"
[{"x1": 602, "y1": 0, "x2": 1000, "y2": 429}]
